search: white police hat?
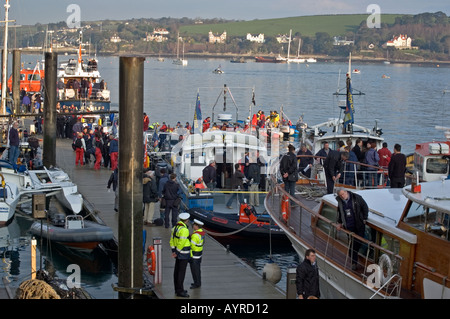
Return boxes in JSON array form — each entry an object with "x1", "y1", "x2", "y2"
[
  {"x1": 193, "y1": 219, "x2": 204, "y2": 226},
  {"x1": 179, "y1": 212, "x2": 190, "y2": 220}
]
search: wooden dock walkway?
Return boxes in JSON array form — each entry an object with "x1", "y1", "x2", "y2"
[{"x1": 55, "y1": 138, "x2": 285, "y2": 299}]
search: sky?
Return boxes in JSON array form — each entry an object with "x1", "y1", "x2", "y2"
[{"x1": 6, "y1": 0, "x2": 450, "y2": 25}]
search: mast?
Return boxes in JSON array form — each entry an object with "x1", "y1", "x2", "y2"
[
  {"x1": 176, "y1": 32, "x2": 180, "y2": 59},
  {"x1": 287, "y1": 29, "x2": 292, "y2": 61},
  {"x1": 1, "y1": 0, "x2": 11, "y2": 114},
  {"x1": 297, "y1": 38, "x2": 301, "y2": 58},
  {"x1": 347, "y1": 52, "x2": 352, "y2": 80},
  {"x1": 77, "y1": 30, "x2": 83, "y2": 73}
]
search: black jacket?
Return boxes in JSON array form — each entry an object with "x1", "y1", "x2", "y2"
[
  {"x1": 297, "y1": 149, "x2": 313, "y2": 169},
  {"x1": 296, "y1": 258, "x2": 320, "y2": 299},
  {"x1": 202, "y1": 165, "x2": 216, "y2": 184},
  {"x1": 336, "y1": 191, "x2": 368, "y2": 235},
  {"x1": 280, "y1": 152, "x2": 299, "y2": 182},
  {"x1": 323, "y1": 150, "x2": 344, "y2": 178},
  {"x1": 247, "y1": 162, "x2": 261, "y2": 184},
  {"x1": 143, "y1": 176, "x2": 158, "y2": 203},
  {"x1": 388, "y1": 153, "x2": 406, "y2": 179},
  {"x1": 162, "y1": 179, "x2": 180, "y2": 200}
]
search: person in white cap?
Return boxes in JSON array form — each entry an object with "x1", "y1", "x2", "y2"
[
  {"x1": 170, "y1": 212, "x2": 191, "y2": 298},
  {"x1": 189, "y1": 219, "x2": 205, "y2": 289}
]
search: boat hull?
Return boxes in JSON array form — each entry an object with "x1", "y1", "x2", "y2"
[
  {"x1": 187, "y1": 207, "x2": 287, "y2": 240},
  {"x1": 30, "y1": 220, "x2": 114, "y2": 250}
]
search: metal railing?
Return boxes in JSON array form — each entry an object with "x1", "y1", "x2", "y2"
[{"x1": 267, "y1": 157, "x2": 403, "y2": 298}]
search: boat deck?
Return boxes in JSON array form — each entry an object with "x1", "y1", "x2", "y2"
[{"x1": 55, "y1": 138, "x2": 285, "y2": 299}]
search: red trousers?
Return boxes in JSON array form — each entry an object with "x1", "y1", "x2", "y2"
[
  {"x1": 94, "y1": 148, "x2": 102, "y2": 170},
  {"x1": 75, "y1": 148, "x2": 84, "y2": 165},
  {"x1": 110, "y1": 151, "x2": 118, "y2": 170}
]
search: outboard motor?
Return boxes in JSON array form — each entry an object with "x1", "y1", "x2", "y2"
[{"x1": 51, "y1": 213, "x2": 66, "y2": 227}]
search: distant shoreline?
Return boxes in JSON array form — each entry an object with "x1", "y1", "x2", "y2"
[{"x1": 20, "y1": 49, "x2": 450, "y2": 66}]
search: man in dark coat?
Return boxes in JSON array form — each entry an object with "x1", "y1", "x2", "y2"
[
  {"x1": 202, "y1": 160, "x2": 216, "y2": 190},
  {"x1": 143, "y1": 170, "x2": 159, "y2": 225},
  {"x1": 335, "y1": 188, "x2": 369, "y2": 270},
  {"x1": 162, "y1": 173, "x2": 181, "y2": 228},
  {"x1": 297, "y1": 143, "x2": 313, "y2": 178},
  {"x1": 280, "y1": 144, "x2": 298, "y2": 198},
  {"x1": 296, "y1": 248, "x2": 320, "y2": 299},
  {"x1": 388, "y1": 143, "x2": 406, "y2": 188},
  {"x1": 323, "y1": 150, "x2": 349, "y2": 194}
]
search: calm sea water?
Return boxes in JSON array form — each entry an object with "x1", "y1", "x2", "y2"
[
  {"x1": 98, "y1": 55, "x2": 449, "y2": 155},
  {"x1": 2, "y1": 54, "x2": 449, "y2": 298}
]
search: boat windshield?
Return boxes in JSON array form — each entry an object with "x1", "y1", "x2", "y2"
[
  {"x1": 404, "y1": 201, "x2": 450, "y2": 241},
  {"x1": 426, "y1": 158, "x2": 448, "y2": 174}
]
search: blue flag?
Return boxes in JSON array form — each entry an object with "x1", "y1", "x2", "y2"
[
  {"x1": 344, "y1": 75, "x2": 354, "y2": 126},
  {"x1": 193, "y1": 93, "x2": 202, "y2": 134}
]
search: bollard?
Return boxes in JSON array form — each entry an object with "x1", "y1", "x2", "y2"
[
  {"x1": 31, "y1": 237, "x2": 37, "y2": 279},
  {"x1": 153, "y1": 237, "x2": 162, "y2": 284},
  {"x1": 286, "y1": 267, "x2": 297, "y2": 299}
]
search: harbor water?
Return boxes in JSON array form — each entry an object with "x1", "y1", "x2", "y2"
[{"x1": 1, "y1": 54, "x2": 449, "y2": 298}]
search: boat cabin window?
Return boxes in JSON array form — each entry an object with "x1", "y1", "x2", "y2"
[
  {"x1": 425, "y1": 158, "x2": 448, "y2": 174},
  {"x1": 28, "y1": 74, "x2": 41, "y2": 81},
  {"x1": 404, "y1": 201, "x2": 450, "y2": 241},
  {"x1": 190, "y1": 151, "x2": 206, "y2": 166},
  {"x1": 317, "y1": 202, "x2": 337, "y2": 236}
]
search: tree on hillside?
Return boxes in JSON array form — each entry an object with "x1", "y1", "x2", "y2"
[{"x1": 314, "y1": 32, "x2": 333, "y2": 54}]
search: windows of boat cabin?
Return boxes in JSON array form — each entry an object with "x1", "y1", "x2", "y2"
[
  {"x1": 425, "y1": 157, "x2": 448, "y2": 175},
  {"x1": 404, "y1": 201, "x2": 450, "y2": 241}
]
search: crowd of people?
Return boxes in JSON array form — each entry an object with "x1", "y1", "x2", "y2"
[
  {"x1": 285, "y1": 138, "x2": 407, "y2": 195},
  {"x1": 71, "y1": 116, "x2": 118, "y2": 171}
]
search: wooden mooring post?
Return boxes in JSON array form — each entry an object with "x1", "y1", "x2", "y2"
[{"x1": 117, "y1": 55, "x2": 145, "y2": 299}]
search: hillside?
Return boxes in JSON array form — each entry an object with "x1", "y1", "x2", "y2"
[{"x1": 180, "y1": 14, "x2": 403, "y2": 37}]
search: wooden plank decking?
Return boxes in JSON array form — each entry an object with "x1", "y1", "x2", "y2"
[{"x1": 55, "y1": 138, "x2": 285, "y2": 299}]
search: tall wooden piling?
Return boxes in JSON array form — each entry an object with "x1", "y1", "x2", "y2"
[
  {"x1": 43, "y1": 52, "x2": 57, "y2": 168},
  {"x1": 12, "y1": 50, "x2": 21, "y2": 114},
  {"x1": 118, "y1": 55, "x2": 145, "y2": 299}
]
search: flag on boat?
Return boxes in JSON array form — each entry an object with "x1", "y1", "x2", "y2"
[
  {"x1": 343, "y1": 75, "x2": 354, "y2": 126},
  {"x1": 193, "y1": 93, "x2": 202, "y2": 134}
]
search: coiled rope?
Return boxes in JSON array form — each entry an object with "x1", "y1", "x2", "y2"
[
  {"x1": 16, "y1": 279, "x2": 61, "y2": 299},
  {"x1": 295, "y1": 184, "x2": 326, "y2": 201}
]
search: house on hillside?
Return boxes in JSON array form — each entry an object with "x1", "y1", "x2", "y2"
[
  {"x1": 276, "y1": 34, "x2": 290, "y2": 43},
  {"x1": 110, "y1": 34, "x2": 121, "y2": 43},
  {"x1": 333, "y1": 36, "x2": 354, "y2": 46},
  {"x1": 209, "y1": 31, "x2": 227, "y2": 43},
  {"x1": 385, "y1": 34, "x2": 412, "y2": 49},
  {"x1": 247, "y1": 33, "x2": 265, "y2": 43},
  {"x1": 144, "y1": 28, "x2": 169, "y2": 42}
]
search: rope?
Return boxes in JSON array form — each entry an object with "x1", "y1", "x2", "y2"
[
  {"x1": 16, "y1": 279, "x2": 61, "y2": 299},
  {"x1": 203, "y1": 215, "x2": 260, "y2": 237},
  {"x1": 295, "y1": 184, "x2": 326, "y2": 200}
]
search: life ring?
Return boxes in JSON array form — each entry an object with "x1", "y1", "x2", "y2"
[
  {"x1": 146, "y1": 245, "x2": 156, "y2": 275},
  {"x1": 378, "y1": 254, "x2": 393, "y2": 285},
  {"x1": 280, "y1": 195, "x2": 291, "y2": 222}
]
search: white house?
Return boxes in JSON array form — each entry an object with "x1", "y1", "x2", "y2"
[
  {"x1": 247, "y1": 33, "x2": 265, "y2": 44},
  {"x1": 386, "y1": 34, "x2": 412, "y2": 49},
  {"x1": 333, "y1": 36, "x2": 354, "y2": 46},
  {"x1": 110, "y1": 34, "x2": 121, "y2": 43},
  {"x1": 276, "y1": 34, "x2": 289, "y2": 43},
  {"x1": 209, "y1": 31, "x2": 227, "y2": 43}
]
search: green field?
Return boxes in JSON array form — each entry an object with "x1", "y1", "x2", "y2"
[{"x1": 180, "y1": 14, "x2": 403, "y2": 37}]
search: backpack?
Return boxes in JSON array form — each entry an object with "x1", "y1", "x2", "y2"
[{"x1": 74, "y1": 138, "x2": 82, "y2": 149}]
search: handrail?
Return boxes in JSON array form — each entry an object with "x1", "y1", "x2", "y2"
[
  {"x1": 369, "y1": 274, "x2": 402, "y2": 299},
  {"x1": 295, "y1": 154, "x2": 387, "y2": 172},
  {"x1": 274, "y1": 183, "x2": 403, "y2": 261}
]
